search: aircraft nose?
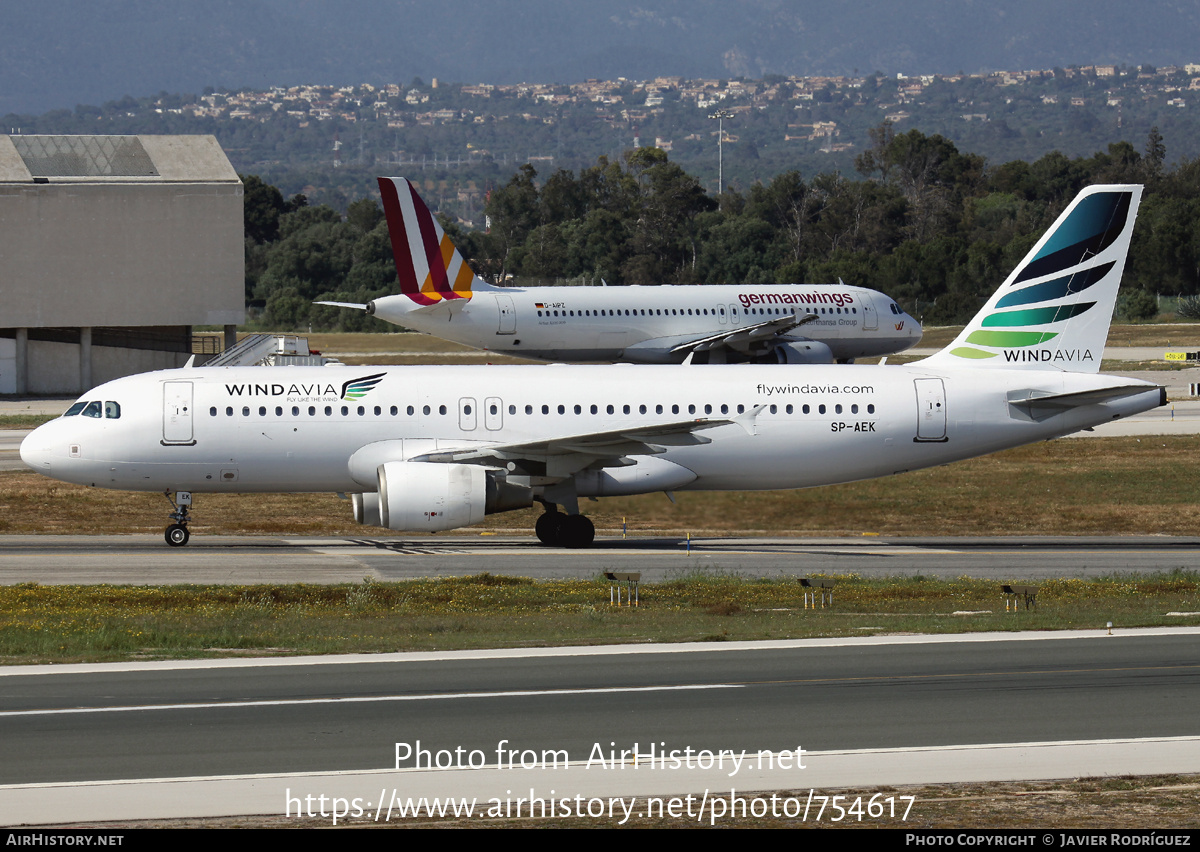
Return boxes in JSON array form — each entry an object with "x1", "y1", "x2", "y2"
[{"x1": 20, "y1": 424, "x2": 56, "y2": 473}]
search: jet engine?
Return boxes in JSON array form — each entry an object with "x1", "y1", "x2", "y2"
[
  {"x1": 756, "y1": 340, "x2": 835, "y2": 364},
  {"x1": 353, "y1": 461, "x2": 532, "y2": 532}
]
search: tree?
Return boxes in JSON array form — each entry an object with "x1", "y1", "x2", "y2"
[
  {"x1": 1145, "y1": 126, "x2": 1166, "y2": 179},
  {"x1": 242, "y1": 174, "x2": 288, "y2": 244}
]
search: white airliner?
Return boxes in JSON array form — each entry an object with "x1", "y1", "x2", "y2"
[
  {"x1": 22, "y1": 185, "x2": 1162, "y2": 548},
  {"x1": 315, "y1": 177, "x2": 922, "y2": 364}
]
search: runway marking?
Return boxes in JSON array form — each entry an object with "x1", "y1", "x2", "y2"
[
  {"x1": 4, "y1": 626, "x2": 1200, "y2": 677},
  {"x1": 0, "y1": 683, "x2": 741, "y2": 718},
  {"x1": 7, "y1": 661, "x2": 1197, "y2": 718}
]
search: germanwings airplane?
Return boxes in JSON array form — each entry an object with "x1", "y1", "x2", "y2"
[
  {"x1": 23, "y1": 185, "x2": 1161, "y2": 548},
  {"x1": 316, "y1": 177, "x2": 922, "y2": 364}
]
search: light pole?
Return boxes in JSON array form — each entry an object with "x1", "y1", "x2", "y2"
[{"x1": 708, "y1": 109, "x2": 734, "y2": 194}]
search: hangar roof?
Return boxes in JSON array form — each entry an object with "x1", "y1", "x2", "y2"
[{"x1": 0, "y1": 135, "x2": 239, "y2": 182}]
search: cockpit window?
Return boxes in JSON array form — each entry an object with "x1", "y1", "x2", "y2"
[
  {"x1": 64, "y1": 402, "x2": 87, "y2": 417},
  {"x1": 82, "y1": 401, "x2": 103, "y2": 418},
  {"x1": 104, "y1": 401, "x2": 121, "y2": 419}
]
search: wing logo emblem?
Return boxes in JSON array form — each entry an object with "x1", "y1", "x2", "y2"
[{"x1": 341, "y1": 373, "x2": 386, "y2": 401}]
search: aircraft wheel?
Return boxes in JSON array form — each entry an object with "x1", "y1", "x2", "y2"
[
  {"x1": 559, "y1": 514, "x2": 595, "y2": 549},
  {"x1": 535, "y1": 511, "x2": 562, "y2": 546},
  {"x1": 165, "y1": 524, "x2": 190, "y2": 547}
]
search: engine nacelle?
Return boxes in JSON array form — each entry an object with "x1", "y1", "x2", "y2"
[
  {"x1": 365, "y1": 462, "x2": 534, "y2": 532},
  {"x1": 761, "y1": 340, "x2": 835, "y2": 364},
  {"x1": 378, "y1": 461, "x2": 486, "y2": 532}
]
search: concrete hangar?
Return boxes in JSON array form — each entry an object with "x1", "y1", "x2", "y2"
[{"x1": 0, "y1": 135, "x2": 244, "y2": 395}]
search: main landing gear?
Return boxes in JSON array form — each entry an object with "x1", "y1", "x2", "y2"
[
  {"x1": 535, "y1": 504, "x2": 595, "y2": 549},
  {"x1": 164, "y1": 491, "x2": 192, "y2": 547}
]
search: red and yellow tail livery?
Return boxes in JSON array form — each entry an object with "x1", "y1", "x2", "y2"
[{"x1": 377, "y1": 177, "x2": 483, "y2": 305}]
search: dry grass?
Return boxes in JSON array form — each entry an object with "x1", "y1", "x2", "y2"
[{"x1": 4, "y1": 436, "x2": 1200, "y2": 538}]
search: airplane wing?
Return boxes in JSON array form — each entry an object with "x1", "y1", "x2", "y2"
[
  {"x1": 412, "y1": 418, "x2": 734, "y2": 477},
  {"x1": 669, "y1": 313, "x2": 818, "y2": 356}
]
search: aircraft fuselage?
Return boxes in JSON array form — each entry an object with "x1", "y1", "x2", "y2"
[
  {"x1": 22, "y1": 363, "x2": 1161, "y2": 500},
  {"x1": 368, "y1": 284, "x2": 920, "y2": 363}
]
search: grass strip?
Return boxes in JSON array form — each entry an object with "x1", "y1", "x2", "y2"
[{"x1": 2, "y1": 570, "x2": 1198, "y2": 664}]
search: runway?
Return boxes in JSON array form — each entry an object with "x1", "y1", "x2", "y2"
[
  {"x1": 1, "y1": 533, "x2": 1199, "y2": 583},
  {"x1": 2, "y1": 629, "x2": 1198, "y2": 825}
]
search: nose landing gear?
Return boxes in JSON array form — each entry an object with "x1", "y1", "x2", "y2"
[{"x1": 164, "y1": 491, "x2": 192, "y2": 547}]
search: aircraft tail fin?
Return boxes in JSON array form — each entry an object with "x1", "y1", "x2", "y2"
[
  {"x1": 377, "y1": 177, "x2": 490, "y2": 305},
  {"x1": 923, "y1": 184, "x2": 1142, "y2": 372}
]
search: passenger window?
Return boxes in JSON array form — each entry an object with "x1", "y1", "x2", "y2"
[
  {"x1": 867, "y1": 404, "x2": 876, "y2": 414},
  {"x1": 439, "y1": 405, "x2": 447, "y2": 415},
  {"x1": 310, "y1": 406, "x2": 317, "y2": 416},
  {"x1": 275, "y1": 406, "x2": 283, "y2": 416},
  {"x1": 242, "y1": 406, "x2": 250, "y2": 417},
  {"x1": 259, "y1": 406, "x2": 267, "y2": 416},
  {"x1": 104, "y1": 401, "x2": 121, "y2": 419},
  {"x1": 341, "y1": 406, "x2": 349, "y2": 416},
  {"x1": 208, "y1": 406, "x2": 217, "y2": 417},
  {"x1": 226, "y1": 406, "x2": 234, "y2": 417},
  {"x1": 292, "y1": 406, "x2": 300, "y2": 416},
  {"x1": 422, "y1": 405, "x2": 431, "y2": 415},
  {"x1": 574, "y1": 404, "x2": 582, "y2": 414}
]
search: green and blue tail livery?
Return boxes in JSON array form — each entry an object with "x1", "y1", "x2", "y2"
[{"x1": 926, "y1": 184, "x2": 1142, "y2": 372}]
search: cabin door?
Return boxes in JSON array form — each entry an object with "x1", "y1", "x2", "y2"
[
  {"x1": 496, "y1": 294, "x2": 516, "y2": 334},
  {"x1": 860, "y1": 292, "x2": 879, "y2": 330},
  {"x1": 914, "y1": 378, "x2": 947, "y2": 442},
  {"x1": 484, "y1": 397, "x2": 503, "y2": 431},
  {"x1": 162, "y1": 381, "x2": 195, "y2": 445}
]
